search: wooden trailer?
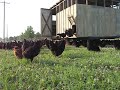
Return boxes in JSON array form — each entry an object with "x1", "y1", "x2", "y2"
[{"x1": 41, "y1": 0, "x2": 120, "y2": 51}]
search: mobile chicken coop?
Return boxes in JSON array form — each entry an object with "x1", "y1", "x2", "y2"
[{"x1": 41, "y1": 0, "x2": 120, "y2": 51}]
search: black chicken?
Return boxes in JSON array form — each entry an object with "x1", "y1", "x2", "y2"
[
  {"x1": 72, "y1": 40, "x2": 81, "y2": 47},
  {"x1": 22, "y1": 40, "x2": 43, "y2": 62},
  {"x1": 45, "y1": 38, "x2": 66, "y2": 56},
  {"x1": 65, "y1": 29, "x2": 73, "y2": 37},
  {"x1": 22, "y1": 39, "x2": 34, "y2": 52},
  {"x1": 57, "y1": 33, "x2": 66, "y2": 38}
]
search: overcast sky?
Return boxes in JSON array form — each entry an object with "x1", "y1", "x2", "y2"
[{"x1": 0, "y1": 0, "x2": 58, "y2": 38}]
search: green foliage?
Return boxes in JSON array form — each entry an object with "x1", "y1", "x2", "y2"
[
  {"x1": 7, "y1": 26, "x2": 41, "y2": 41},
  {"x1": 34, "y1": 32, "x2": 41, "y2": 39},
  {"x1": 19, "y1": 26, "x2": 41, "y2": 40},
  {"x1": 0, "y1": 46, "x2": 120, "y2": 90},
  {"x1": 8, "y1": 36, "x2": 19, "y2": 42},
  {"x1": 20, "y1": 26, "x2": 35, "y2": 40}
]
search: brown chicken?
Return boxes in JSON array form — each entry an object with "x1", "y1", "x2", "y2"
[
  {"x1": 45, "y1": 38, "x2": 66, "y2": 56},
  {"x1": 22, "y1": 40, "x2": 43, "y2": 62},
  {"x1": 13, "y1": 46, "x2": 23, "y2": 59}
]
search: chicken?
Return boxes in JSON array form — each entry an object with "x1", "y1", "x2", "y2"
[
  {"x1": 45, "y1": 38, "x2": 66, "y2": 56},
  {"x1": 13, "y1": 46, "x2": 23, "y2": 59},
  {"x1": 57, "y1": 33, "x2": 66, "y2": 38},
  {"x1": 22, "y1": 40, "x2": 43, "y2": 62},
  {"x1": 72, "y1": 40, "x2": 81, "y2": 47},
  {"x1": 65, "y1": 25, "x2": 76, "y2": 37},
  {"x1": 65, "y1": 29, "x2": 73, "y2": 37},
  {"x1": 22, "y1": 39, "x2": 34, "y2": 52}
]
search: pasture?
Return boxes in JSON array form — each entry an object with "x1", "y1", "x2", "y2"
[{"x1": 0, "y1": 46, "x2": 120, "y2": 90}]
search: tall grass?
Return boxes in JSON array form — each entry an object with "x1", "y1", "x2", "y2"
[{"x1": 0, "y1": 46, "x2": 120, "y2": 90}]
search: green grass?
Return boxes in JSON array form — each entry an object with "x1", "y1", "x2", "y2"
[{"x1": 0, "y1": 46, "x2": 120, "y2": 90}]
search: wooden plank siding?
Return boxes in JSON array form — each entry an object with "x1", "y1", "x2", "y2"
[
  {"x1": 76, "y1": 4, "x2": 119, "y2": 37},
  {"x1": 56, "y1": 4, "x2": 77, "y2": 34}
]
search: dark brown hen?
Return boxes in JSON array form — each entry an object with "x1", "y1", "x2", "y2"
[
  {"x1": 22, "y1": 40, "x2": 43, "y2": 62},
  {"x1": 45, "y1": 39, "x2": 66, "y2": 56}
]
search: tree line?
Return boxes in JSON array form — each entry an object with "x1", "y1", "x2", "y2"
[{"x1": 6, "y1": 26, "x2": 41, "y2": 42}]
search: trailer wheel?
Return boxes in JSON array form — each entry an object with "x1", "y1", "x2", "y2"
[{"x1": 87, "y1": 39, "x2": 100, "y2": 51}]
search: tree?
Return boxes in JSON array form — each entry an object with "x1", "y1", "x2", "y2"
[
  {"x1": 8, "y1": 36, "x2": 20, "y2": 42},
  {"x1": 20, "y1": 32, "x2": 25, "y2": 40},
  {"x1": 20, "y1": 26, "x2": 35, "y2": 40},
  {"x1": 34, "y1": 32, "x2": 41, "y2": 39},
  {"x1": 0, "y1": 37, "x2": 2, "y2": 41},
  {"x1": 9, "y1": 36, "x2": 14, "y2": 42},
  {"x1": 24, "y1": 26, "x2": 35, "y2": 39}
]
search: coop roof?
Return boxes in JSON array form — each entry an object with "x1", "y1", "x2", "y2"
[
  {"x1": 50, "y1": 0, "x2": 120, "y2": 9},
  {"x1": 50, "y1": 0, "x2": 120, "y2": 15}
]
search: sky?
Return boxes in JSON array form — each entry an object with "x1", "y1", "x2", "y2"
[{"x1": 0, "y1": 0, "x2": 59, "y2": 38}]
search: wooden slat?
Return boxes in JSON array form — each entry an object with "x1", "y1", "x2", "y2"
[{"x1": 56, "y1": 4, "x2": 77, "y2": 34}]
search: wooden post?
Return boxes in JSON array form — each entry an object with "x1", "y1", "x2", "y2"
[
  {"x1": 75, "y1": 0, "x2": 77, "y2": 4},
  {"x1": 118, "y1": 3, "x2": 120, "y2": 9},
  {"x1": 111, "y1": 0, "x2": 113, "y2": 8},
  {"x1": 86, "y1": 0, "x2": 88, "y2": 5},
  {"x1": 104, "y1": 0, "x2": 105, "y2": 7},
  {"x1": 96, "y1": 0, "x2": 97, "y2": 6}
]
